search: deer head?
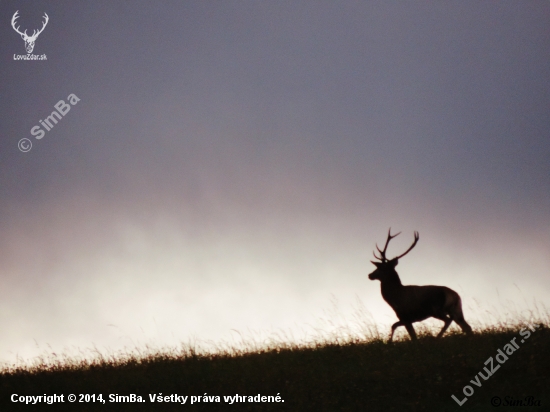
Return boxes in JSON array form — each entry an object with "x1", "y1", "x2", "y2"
[
  {"x1": 368, "y1": 229, "x2": 419, "y2": 282},
  {"x1": 12, "y1": 11, "x2": 49, "y2": 54}
]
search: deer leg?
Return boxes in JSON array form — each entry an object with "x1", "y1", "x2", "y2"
[
  {"x1": 450, "y1": 306, "x2": 473, "y2": 335},
  {"x1": 431, "y1": 313, "x2": 453, "y2": 338},
  {"x1": 454, "y1": 319, "x2": 473, "y2": 335},
  {"x1": 404, "y1": 323, "x2": 417, "y2": 340},
  {"x1": 436, "y1": 317, "x2": 452, "y2": 338},
  {"x1": 389, "y1": 321, "x2": 403, "y2": 342},
  {"x1": 450, "y1": 297, "x2": 473, "y2": 335}
]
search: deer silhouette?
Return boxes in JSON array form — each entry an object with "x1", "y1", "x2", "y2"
[{"x1": 369, "y1": 229, "x2": 473, "y2": 342}]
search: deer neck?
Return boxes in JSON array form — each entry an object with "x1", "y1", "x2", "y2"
[{"x1": 380, "y1": 272, "x2": 403, "y2": 301}]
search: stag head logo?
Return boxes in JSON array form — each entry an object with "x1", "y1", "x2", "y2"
[{"x1": 11, "y1": 11, "x2": 49, "y2": 54}]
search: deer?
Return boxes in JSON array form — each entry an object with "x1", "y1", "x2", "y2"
[
  {"x1": 369, "y1": 229, "x2": 473, "y2": 342},
  {"x1": 11, "y1": 11, "x2": 49, "y2": 54}
]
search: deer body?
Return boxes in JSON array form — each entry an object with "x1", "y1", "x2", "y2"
[{"x1": 369, "y1": 230, "x2": 472, "y2": 341}]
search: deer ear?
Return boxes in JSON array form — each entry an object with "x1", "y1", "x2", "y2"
[
  {"x1": 370, "y1": 261, "x2": 380, "y2": 267},
  {"x1": 391, "y1": 259, "x2": 399, "y2": 267}
]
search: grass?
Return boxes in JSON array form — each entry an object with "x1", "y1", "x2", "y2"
[{"x1": 1, "y1": 312, "x2": 549, "y2": 411}]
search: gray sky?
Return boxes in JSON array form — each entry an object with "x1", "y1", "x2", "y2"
[{"x1": 1, "y1": 1, "x2": 549, "y2": 363}]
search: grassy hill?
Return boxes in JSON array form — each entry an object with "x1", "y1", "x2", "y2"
[{"x1": 1, "y1": 322, "x2": 548, "y2": 411}]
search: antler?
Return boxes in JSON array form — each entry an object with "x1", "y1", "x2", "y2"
[
  {"x1": 373, "y1": 228, "x2": 401, "y2": 262},
  {"x1": 11, "y1": 11, "x2": 49, "y2": 40},
  {"x1": 31, "y1": 13, "x2": 49, "y2": 40},
  {"x1": 372, "y1": 229, "x2": 419, "y2": 261},
  {"x1": 393, "y1": 231, "x2": 419, "y2": 260},
  {"x1": 11, "y1": 11, "x2": 26, "y2": 37}
]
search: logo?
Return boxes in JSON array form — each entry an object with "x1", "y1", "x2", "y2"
[{"x1": 11, "y1": 10, "x2": 49, "y2": 60}]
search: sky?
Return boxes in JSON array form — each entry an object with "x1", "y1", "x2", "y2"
[{"x1": 1, "y1": 1, "x2": 549, "y2": 364}]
